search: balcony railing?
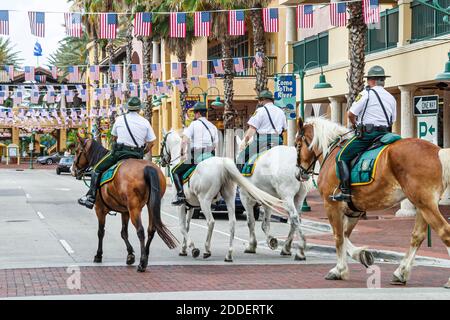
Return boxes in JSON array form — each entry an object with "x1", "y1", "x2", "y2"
[{"x1": 206, "y1": 56, "x2": 277, "y2": 78}]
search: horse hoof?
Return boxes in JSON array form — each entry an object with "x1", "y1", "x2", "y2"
[
  {"x1": 244, "y1": 248, "x2": 256, "y2": 254},
  {"x1": 126, "y1": 254, "x2": 135, "y2": 265},
  {"x1": 444, "y1": 281, "x2": 450, "y2": 289},
  {"x1": 137, "y1": 265, "x2": 146, "y2": 273},
  {"x1": 294, "y1": 254, "x2": 306, "y2": 261},
  {"x1": 179, "y1": 252, "x2": 188, "y2": 257},
  {"x1": 192, "y1": 248, "x2": 200, "y2": 258},
  {"x1": 93, "y1": 256, "x2": 102, "y2": 263},
  {"x1": 280, "y1": 250, "x2": 292, "y2": 256},
  {"x1": 203, "y1": 252, "x2": 211, "y2": 259},
  {"x1": 325, "y1": 272, "x2": 342, "y2": 280},
  {"x1": 390, "y1": 274, "x2": 407, "y2": 286},
  {"x1": 224, "y1": 257, "x2": 233, "y2": 263},
  {"x1": 268, "y1": 238, "x2": 278, "y2": 250},
  {"x1": 359, "y1": 250, "x2": 374, "y2": 268}
]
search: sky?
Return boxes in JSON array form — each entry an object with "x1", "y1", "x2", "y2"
[{"x1": 2, "y1": 0, "x2": 71, "y2": 67}]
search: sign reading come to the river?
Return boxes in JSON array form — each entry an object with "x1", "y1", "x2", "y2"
[{"x1": 275, "y1": 74, "x2": 297, "y2": 120}]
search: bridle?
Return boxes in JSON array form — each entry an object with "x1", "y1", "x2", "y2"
[
  {"x1": 160, "y1": 131, "x2": 180, "y2": 167},
  {"x1": 296, "y1": 130, "x2": 322, "y2": 181},
  {"x1": 73, "y1": 139, "x2": 90, "y2": 176}
]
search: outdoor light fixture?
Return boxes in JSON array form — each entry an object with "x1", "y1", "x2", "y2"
[
  {"x1": 189, "y1": 86, "x2": 223, "y2": 109},
  {"x1": 435, "y1": 51, "x2": 450, "y2": 81},
  {"x1": 313, "y1": 72, "x2": 332, "y2": 89},
  {"x1": 210, "y1": 96, "x2": 224, "y2": 108}
]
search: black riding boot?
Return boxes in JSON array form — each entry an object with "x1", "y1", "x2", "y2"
[
  {"x1": 171, "y1": 173, "x2": 186, "y2": 206},
  {"x1": 78, "y1": 172, "x2": 100, "y2": 209},
  {"x1": 331, "y1": 161, "x2": 352, "y2": 202}
]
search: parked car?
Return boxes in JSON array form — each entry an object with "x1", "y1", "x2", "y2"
[
  {"x1": 56, "y1": 156, "x2": 74, "y2": 175},
  {"x1": 36, "y1": 152, "x2": 62, "y2": 165},
  {"x1": 192, "y1": 189, "x2": 261, "y2": 220}
]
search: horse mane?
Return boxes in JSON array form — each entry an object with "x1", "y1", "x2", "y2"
[
  {"x1": 86, "y1": 139, "x2": 109, "y2": 168},
  {"x1": 305, "y1": 116, "x2": 353, "y2": 154}
]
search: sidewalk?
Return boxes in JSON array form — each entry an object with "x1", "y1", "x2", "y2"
[{"x1": 302, "y1": 190, "x2": 450, "y2": 260}]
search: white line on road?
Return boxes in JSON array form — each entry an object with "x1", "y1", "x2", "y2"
[
  {"x1": 25, "y1": 193, "x2": 31, "y2": 199},
  {"x1": 59, "y1": 240, "x2": 75, "y2": 255},
  {"x1": 54, "y1": 188, "x2": 71, "y2": 191},
  {"x1": 36, "y1": 211, "x2": 45, "y2": 219}
]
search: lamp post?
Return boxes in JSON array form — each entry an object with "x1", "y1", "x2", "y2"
[{"x1": 190, "y1": 86, "x2": 224, "y2": 108}]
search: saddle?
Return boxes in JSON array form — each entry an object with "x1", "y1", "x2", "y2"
[
  {"x1": 339, "y1": 133, "x2": 401, "y2": 186},
  {"x1": 241, "y1": 150, "x2": 269, "y2": 177},
  {"x1": 182, "y1": 152, "x2": 214, "y2": 184},
  {"x1": 99, "y1": 161, "x2": 124, "y2": 187}
]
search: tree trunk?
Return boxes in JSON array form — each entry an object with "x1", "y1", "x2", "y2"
[
  {"x1": 347, "y1": 2, "x2": 367, "y2": 110},
  {"x1": 222, "y1": 36, "x2": 235, "y2": 130},
  {"x1": 176, "y1": 46, "x2": 187, "y2": 127},
  {"x1": 107, "y1": 39, "x2": 116, "y2": 128},
  {"x1": 250, "y1": 5, "x2": 268, "y2": 96},
  {"x1": 141, "y1": 36, "x2": 153, "y2": 124},
  {"x1": 93, "y1": 36, "x2": 101, "y2": 143}
]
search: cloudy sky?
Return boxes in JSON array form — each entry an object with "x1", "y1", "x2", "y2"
[{"x1": 4, "y1": 0, "x2": 71, "y2": 67}]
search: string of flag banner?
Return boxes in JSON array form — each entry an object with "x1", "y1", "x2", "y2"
[{"x1": 0, "y1": 0, "x2": 382, "y2": 38}]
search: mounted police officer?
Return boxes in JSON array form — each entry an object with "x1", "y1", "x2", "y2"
[
  {"x1": 332, "y1": 65, "x2": 397, "y2": 202},
  {"x1": 171, "y1": 101, "x2": 219, "y2": 206},
  {"x1": 237, "y1": 90, "x2": 286, "y2": 171},
  {"x1": 78, "y1": 97, "x2": 156, "y2": 209}
]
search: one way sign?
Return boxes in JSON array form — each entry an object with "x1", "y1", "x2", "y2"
[{"x1": 414, "y1": 95, "x2": 439, "y2": 115}]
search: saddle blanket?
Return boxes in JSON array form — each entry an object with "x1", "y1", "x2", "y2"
[
  {"x1": 241, "y1": 150, "x2": 268, "y2": 177},
  {"x1": 344, "y1": 133, "x2": 401, "y2": 186},
  {"x1": 182, "y1": 152, "x2": 214, "y2": 183},
  {"x1": 100, "y1": 161, "x2": 124, "y2": 186}
]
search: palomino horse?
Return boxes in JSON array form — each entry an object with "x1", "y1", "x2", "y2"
[
  {"x1": 235, "y1": 138, "x2": 313, "y2": 260},
  {"x1": 296, "y1": 117, "x2": 450, "y2": 288},
  {"x1": 72, "y1": 136, "x2": 178, "y2": 272},
  {"x1": 160, "y1": 130, "x2": 286, "y2": 262}
]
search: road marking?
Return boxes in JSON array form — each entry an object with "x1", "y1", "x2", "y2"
[
  {"x1": 36, "y1": 211, "x2": 45, "y2": 219},
  {"x1": 54, "y1": 188, "x2": 71, "y2": 191},
  {"x1": 59, "y1": 240, "x2": 75, "y2": 255},
  {"x1": 26, "y1": 193, "x2": 31, "y2": 199}
]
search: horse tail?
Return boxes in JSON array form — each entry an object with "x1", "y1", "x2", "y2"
[
  {"x1": 143, "y1": 166, "x2": 178, "y2": 249},
  {"x1": 439, "y1": 149, "x2": 450, "y2": 190},
  {"x1": 221, "y1": 158, "x2": 288, "y2": 217}
]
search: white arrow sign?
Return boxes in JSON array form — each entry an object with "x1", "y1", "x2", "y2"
[{"x1": 414, "y1": 95, "x2": 438, "y2": 115}]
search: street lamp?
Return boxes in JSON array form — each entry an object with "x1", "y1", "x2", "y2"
[
  {"x1": 435, "y1": 51, "x2": 450, "y2": 81},
  {"x1": 190, "y1": 86, "x2": 224, "y2": 109}
]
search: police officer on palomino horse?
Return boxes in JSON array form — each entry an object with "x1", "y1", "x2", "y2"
[
  {"x1": 78, "y1": 97, "x2": 157, "y2": 209},
  {"x1": 171, "y1": 101, "x2": 219, "y2": 206},
  {"x1": 332, "y1": 65, "x2": 396, "y2": 202},
  {"x1": 237, "y1": 90, "x2": 286, "y2": 171}
]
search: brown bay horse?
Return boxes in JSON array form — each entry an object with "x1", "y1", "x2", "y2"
[
  {"x1": 296, "y1": 117, "x2": 450, "y2": 288},
  {"x1": 72, "y1": 136, "x2": 178, "y2": 272}
]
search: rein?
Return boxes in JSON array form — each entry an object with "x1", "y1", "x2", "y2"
[{"x1": 160, "y1": 131, "x2": 180, "y2": 167}]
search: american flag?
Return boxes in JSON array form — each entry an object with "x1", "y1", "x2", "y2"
[
  {"x1": 263, "y1": 8, "x2": 279, "y2": 33},
  {"x1": 297, "y1": 5, "x2": 314, "y2": 29},
  {"x1": 5, "y1": 65, "x2": 14, "y2": 81},
  {"x1": 0, "y1": 10, "x2": 9, "y2": 35},
  {"x1": 66, "y1": 90, "x2": 75, "y2": 103},
  {"x1": 28, "y1": 12, "x2": 45, "y2": 38},
  {"x1": 99, "y1": 13, "x2": 117, "y2": 39},
  {"x1": 30, "y1": 88, "x2": 40, "y2": 104},
  {"x1": 13, "y1": 90, "x2": 22, "y2": 106},
  {"x1": 51, "y1": 66, "x2": 58, "y2": 79},
  {"x1": 113, "y1": 84, "x2": 122, "y2": 98},
  {"x1": 93, "y1": 88, "x2": 101, "y2": 101},
  {"x1": 156, "y1": 81, "x2": 167, "y2": 94},
  {"x1": 129, "y1": 83, "x2": 138, "y2": 97},
  {"x1": 194, "y1": 12, "x2": 211, "y2": 37},
  {"x1": 207, "y1": 74, "x2": 216, "y2": 86},
  {"x1": 363, "y1": 0, "x2": 380, "y2": 24},
  {"x1": 61, "y1": 85, "x2": 69, "y2": 96},
  {"x1": 35, "y1": 75, "x2": 46, "y2": 83},
  {"x1": 76, "y1": 85, "x2": 87, "y2": 102},
  {"x1": 233, "y1": 58, "x2": 244, "y2": 73},
  {"x1": 171, "y1": 62, "x2": 182, "y2": 78},
  {"x1": 46, "y1": 91, "x2": 56, "y2": 103},
  {"x1": 213, "y1": 59, "x2": 224, "y2": 74},
  {"x1": 173, "y1": 79, "x2": 185, "y2": 92},
  {"x1": 134, "y1": 12, "x2": 152, "y2": 37},
  {"x1": 89, "y1": 65, "x2": 99, "y2": 81},
  {"x1": 229, "y1": 10, "x2": 245, "y2": 36},
  {"x1": 111, "y1": 64, "x2": 121, "y2": 81},
  {"x1": 64, "y1": 12, "x2": 82, "y2": 38},
  {"x1": 253, "y1": 52, "x2": 264, "y2": 68},
  {"x1": 24, "y1": 66, "x2": 35, "y2": 81},
  {"x1": 68, "y1": 66, "x2": 79, "y2": 82},
  {"x1": 170, "y1": 12, "x2": 186, "y2": 38},
  {"x1": 151, "y1": 63, "x2": 161, "y2": 79},
  {"x1": 190, "y1": 76, "x2": 200, "y2": 87},
  {"x1": 192, "y1": 60, "x2": 202, "y2": 76},
  {"x1": 330, "y1": 2, "x2": 348, "y2": 27},
  {"x1": 131, "y1": 64, "x2": 142, "y2": 80}
]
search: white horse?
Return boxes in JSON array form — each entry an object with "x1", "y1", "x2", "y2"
[
  {"x1": 160, "y1": 130, "x2": 286, "y2": 262},
  {"x1": 236, "y1": 137, "x2": 314, "y2": 260}
]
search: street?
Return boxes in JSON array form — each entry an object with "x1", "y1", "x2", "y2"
[{"x1": 1, "y1": 168, "x2": 450, "y2": 299}]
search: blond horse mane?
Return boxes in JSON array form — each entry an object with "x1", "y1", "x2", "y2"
[{"x1": 304, "y1": 117, "x2": 353, "y2": 155}]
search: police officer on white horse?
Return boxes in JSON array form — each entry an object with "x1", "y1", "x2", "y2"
[
  {"x1": 171, "y1": 101, "x2": 219, "y2": 205},
  {"x1": 237, "y1": 90, "x2": 287, "y2": 171}
]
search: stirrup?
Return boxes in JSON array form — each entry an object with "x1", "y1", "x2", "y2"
[
  {"x1": 171, "y1": 195, "x2": 186, "y2": 206},
  {"x1": 78, "y1": 196, "x2": 95, "y2": 209},
  {"x1": 330, "y1": 191, "x2": 352, "y2": 202}
]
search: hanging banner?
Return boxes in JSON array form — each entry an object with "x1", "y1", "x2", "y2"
[{"x1": 274, "y1": 73, "x2": 297, "y2": 120}]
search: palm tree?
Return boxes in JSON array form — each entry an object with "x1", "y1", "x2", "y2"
[
  {"x1": 0, "y1": 38, "x2": 22, "y2": 67},
  {"x1": 347, "y1": 2, "x2": 367, "y2": 109}
]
